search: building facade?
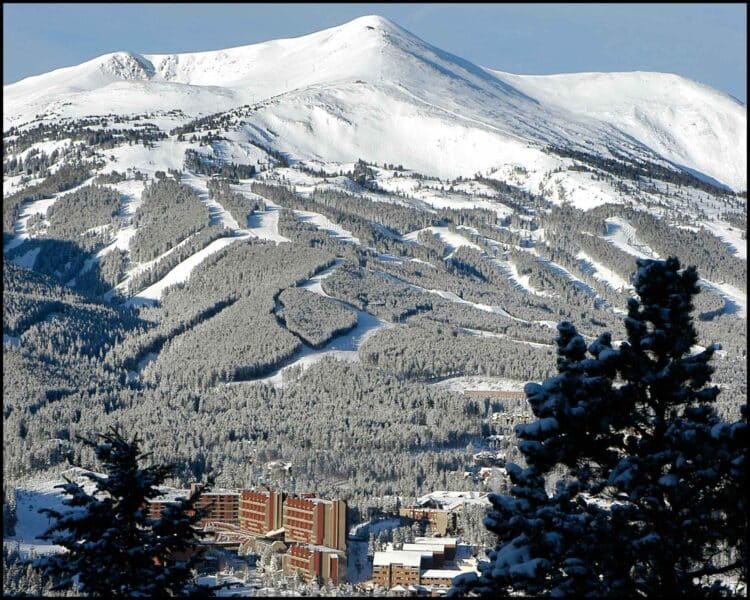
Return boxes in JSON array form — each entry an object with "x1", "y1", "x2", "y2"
[
  {"x1": 372, "y1": 538, "x2": 475, "y2": 590},
  {"x1": 398, "y1": 507, "x2": 455, "y2": 537},
  {"x1": 197, "y1": 490, "x2": 240, "y2": 526},
  {"x1": 146, "y1": 484, "x2": 347, "y2": 584},
  {"x1": 239, "y1": 489, "x2": 283, "y2": 535},
  {"x1": 420, "y1": 569, "x2": 464, "y2": 587},
  {"x1": 282, "y1": 544, "x2": 344, "y2": 585},
  {"x1": 146, "y1": 487, "x2": 240, "y2": 527},
  {"x1": 372, "y1": 551, "x2": 426, "y2": 588},
  {"x1": 282, "y1": 496, "x2": 346, "y2": 551}
]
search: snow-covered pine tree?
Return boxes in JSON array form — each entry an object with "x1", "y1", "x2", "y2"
[
  {"x1": 2, "y1": 481, "x2": 17, "y2": 536},
  {"x1": 451, "y1": 257, "x2": 747, "y2": 597},
  {"x1": 33, "y1": 428, "x2": 210, "y2": 597}
]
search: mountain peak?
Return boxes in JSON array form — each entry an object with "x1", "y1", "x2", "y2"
[
  {"x1": 344, "y1": 14, "x2": 397, "y2": 29},
  {"x1": 99, "y1": 51, "x2": 154, "y2": 80},
  {"x1": 338, "y1": 14, "x2": 405, "y2": 35},
  {"x1": 2, "y1": 16, "x2": 745, "y2": 191}
]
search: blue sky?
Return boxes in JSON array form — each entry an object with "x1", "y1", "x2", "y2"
[{"x1": 3, "y1": 3, "x2": 747, "y2": 103}]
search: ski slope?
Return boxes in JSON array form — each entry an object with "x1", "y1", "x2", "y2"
[
  {"x1": 125, "y1": 233, "x2": 251, "y2": 306},
  {"x1": 227, "y1": 263, "x2": 389, "y2": 387},
  {"x1": 603, "y1": 217, "x2": 746, "y2": 317},
  {"x1": 403, "y1": 226, "x2": 482, "y2": 254}
]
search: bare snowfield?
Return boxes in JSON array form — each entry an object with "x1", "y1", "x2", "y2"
[
  {"x1": 493, "y1": 69, "x2": 747, "y2": 192},
  {"x1": 246, "y1": 208, "x2": 290, "y2": 243},
  {"x1": 604, "y1": 216, "x2": 660, "y2": 258}
]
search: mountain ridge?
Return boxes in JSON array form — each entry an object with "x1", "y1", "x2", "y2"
[{"x1": 3, "y1": 14, "x2": 746, "y2": 190}]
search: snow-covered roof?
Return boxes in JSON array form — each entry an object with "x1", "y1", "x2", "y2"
[
  {"x1": 414, "y1": 537, "x2": 458, "y2": 545},
  {"x1": 203, "y1": 489, "x2": 241, "y2": 497},
  {"x1": 415, "y1": 491, "x2": 489, "y2": 509},
  {"x1": 402, "y1": 542, "x2": 446, "y2": 553},
  {"x1": 421, "y1": 569, "x2": 466, "y2": 579},
  {"x1": 306, "y1": 544, "x2": 345, "y2": 555},
  {"x1": 373, "y1": 550, "x2": 430, "y2": 567},
  {"x1": 148, "y1": 486, "x2": 239, "y2": 503}
]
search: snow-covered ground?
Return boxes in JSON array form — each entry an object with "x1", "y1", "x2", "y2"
[
  {"x1": 527, "y1": 249, "x2": 603, "y2": 298},
  {"x1": 246, "y1": 208, "x2": 290, "y2": 243},
  {"x1": 347, "y1": 517, "x2": 403, "y2": 584},
  {"x1": 3, "y1": 177, "x2": 96, "y2": 253},
  {"x1": 7, "y1": 14, "x2": 737, "y2": 202},
  {"x1": 492, "y1": 258, "x2": 551, "y2": 296},
  {"x1": 700, "y1": 280, "x2": 747, "y2": 319},
  {"x1": 104, "y1": 139, "x2": 195, "y2": 179},
  {"x1": 7, "y1": 246, "x2": 41, "y2": 269},
  {"x1": 406, "y1": 186, "x2": 514, "y2": 219},
  {"x1": 430, "y1": 375, "x2": 528, "y2": 393},
  {"x1": 244, "y1": 306, "x2": 386, "y2": 388},
  {"x1": 602, "y1": 217, "x2": 746, "y2": 318},
  {"x1": 110, "y1": 230, "x2": 205, "y2": 298},
  {"x1": 3, "y1": 468, "x2": 101, "y2": 558},
  {"x1": 457, "y1": 326, "x2": 553, "y2": 348},
  {"x1": 180, "y1": 172, "x2": 240, "y2": 230},
  {"x1": 493, "y1": 69, "x2": 747, "y2": 192},
  {"x1": 700, "y1": 220, "x2": 747, "y2": 260}
]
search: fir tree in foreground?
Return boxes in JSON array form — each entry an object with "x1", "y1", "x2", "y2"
[
  {"x1": 452, "y1": 257, "x2": 747, "y2": 597},
  {"x1": 34, "y1": 428, "x2": 211, "y2": 597}
]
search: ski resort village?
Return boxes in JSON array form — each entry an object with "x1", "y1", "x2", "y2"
[{"x1": 2, "y1": 7, "x2": 747, "y2": 598}]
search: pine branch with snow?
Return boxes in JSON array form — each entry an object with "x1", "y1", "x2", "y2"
[
  {"x1": 452, "y1": 257, "x2": 747, "y2": 597},
  {"x1": 33, "y1": 427, "x2": 211, "y2": 597}
]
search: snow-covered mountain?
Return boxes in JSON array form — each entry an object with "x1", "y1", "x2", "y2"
[
  {"x1": 4, "y1": 15, "x2": 746, "y2": 190},
  {"x1": 3, "y1": 18, "x2": 746, "y2": 588},
  {"x1": 492, "y1": 70, "x2": 747, "y2": 192}
]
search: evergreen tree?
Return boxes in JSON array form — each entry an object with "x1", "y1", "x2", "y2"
[
  {"x1": 3, "y1": 482, "x2": 17, "y2": 536},
  {"x1": 33, "y1": 428, "x2": 211, "y2": 597},
  {"x1": 452, "y1": 257, "x2": 747, "y2": 597}
]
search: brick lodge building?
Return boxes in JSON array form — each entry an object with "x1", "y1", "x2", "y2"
[
  {"x1": 283, "y1": 494, "x2": 346, "y2": 550},
  {"x1": 146, "y1": 483, "x2": 240, "y2": 526},
  {"x1": 398, "y1": 491, "x2": 490, "y2": 536},
  {"x1": 146, "y1": 484, "x2": 346, "y2": 584},
  {"x1": 239, "y1": 489, "x2": 283, "y2": 536},
  {"x1": 372, "y1": 537, "x2": 468, "y2": 590}
]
